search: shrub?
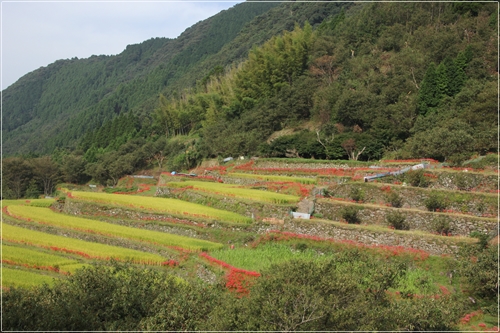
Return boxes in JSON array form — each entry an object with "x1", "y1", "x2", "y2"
[
  {"x1": 386, "y1": 210, "x2": 409, "y2": 230},
  {"x1": 340, "y1": 206, "x2": 360, "y2": 224},
  {"x1": 350, "y1": 187, "x2": 365, "y2": 203},
  {"x1": 404, "y1": 169, "x2": 429, "y2": 187},
  {"x1": 431, "y1": 216, "x2": 452, "y2": 235},
  {"x1": 447, "y1": 153, "x2": 470, "y2": 166},
  {"x1": 424, "y1": 191, "x2": 448, "y2": 212},
  {"x1": 386, "y1": 191, "x2": 403, "y2": 208},
  {"x1": 454, "y1": 172, "x2": 471, "y2": 191},
  {"x1": 469, "y1": 231, "x2": 489, "y2": 250}
]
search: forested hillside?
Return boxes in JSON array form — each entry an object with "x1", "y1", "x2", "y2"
[
  {"x1": 2, "y1": 1, "x2": 498, "y2": 196},
  {"x1": 2, "y1": 1, "x2": 280, "y2": 155},
  {"x1": 3, "y1": 1, "x2": 346, "y2": 156}
]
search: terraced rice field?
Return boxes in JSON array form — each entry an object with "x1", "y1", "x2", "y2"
[
  {"x1": 227, "y1": 172, "x2": 317, "y2": 185},
  {"x1": 2, "y1": 223, "x2": 170, "y2": 265},
  {"x1": 5, "y1": 205, "x2": 223, "y2": 252},
  {"x1": 2, "y1": 267, "x2": 56, "y2": 288},
  {"x1": 64, "y1": 190, "x2": 253, "y2": 224},
  {"x1": 165, "y1": 180, "x2": 301, "y2": 204},
  {"x1": 2, "y1": 244, "x2": 85, "y2": 274},
  {"x1": 2, "y1": 198, "x2": 55, "y2": 208}
]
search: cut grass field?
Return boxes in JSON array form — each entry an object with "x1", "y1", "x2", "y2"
[
  {"x1": 64, "y1": 190, "x2": 253, "y2": 224},
  {"x1": 5, "y1": 205, "x2": 223, "y2": 252},
  {"x1": 2, "y1": 223, "x2": 170, "y2": 265},
  {"x1": 165, "y1": 180, "x2": 301, "y2": 204}
]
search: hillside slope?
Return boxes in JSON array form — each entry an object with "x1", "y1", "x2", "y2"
[
  {"x1": 2, "y1": 1, "x2": 280, "y2": 155},
  {"x1": 3, "y1": 1, "x2": 349, "y2": 156}
]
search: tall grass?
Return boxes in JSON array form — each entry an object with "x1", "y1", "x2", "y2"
[
  {"x1": 211, "y1": 243, "x2": 443, "y2": 296},
  {"x1": 6, "y1": 206, "x2": 223, "y2": 252},
  {"x1": 394, "y1": 268, "x2": 439, "y2": 295}
]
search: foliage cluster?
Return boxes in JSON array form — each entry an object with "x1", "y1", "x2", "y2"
[
  {"x1": 424, "y1": 191, "x2": 450, "y2": 212},
  {"x1": 339, "y1": 205, "x2": 360, "y2": 224},
  {"x1": 386, "y1": 190, "x2": 403, "y2": 208},
  {"x1": 3, "y1": 255, "x2": 468, "y2": 331},
  {"x1": 431, "y1": 216, "x2": 453, "y2": 235},
  {"x1": 386, "y1": 210, "x2": 409, "y2": 230}
]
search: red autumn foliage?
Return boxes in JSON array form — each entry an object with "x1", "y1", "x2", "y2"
[
  {"x1": 459, "y1": 310, "x2": 482, "y2": 325},
  {"x1": 252, "y1": 231, "x2": 430, "y2": 261},
  {"x1": 199, "y1": 252, "x2": 260, "y2": 296},
  {"x1": 2, "y1": 259, "x2": 71, "y2": 275}
]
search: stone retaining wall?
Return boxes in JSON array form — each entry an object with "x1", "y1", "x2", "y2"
[
  {"x1": 325, "y1": 183, "x2": 497, "y2": 217},
  {"x1": 315, "y1": 199, "x2": 497, "y2": 236},
  {"x1": 254, "y1": 161, "x2": 352, "y2": 169},
  {"x1": 279, "y1": 219, "x2": 469, "y2": 256}
]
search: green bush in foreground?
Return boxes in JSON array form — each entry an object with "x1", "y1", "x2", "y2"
[
  {"x1": 205, "y1": 255, "x2": 466, "y2": 331},
  {"x1": 1, "y1": 255, "x2": 469, "y2": 331},
  {"x1": 2, "y1": 262, "x2": 220, "y2": 331}
]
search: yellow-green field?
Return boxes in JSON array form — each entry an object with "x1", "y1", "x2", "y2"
[
  {"x1": 6, "y1": 206, "x2": 223, "y2": 251},
  {"x1": 228, "y1": 172, "x2": 317, "y2": 184},
  {"x1": 2, "y1": 198, "x2": 55, "y2": 208},
  {"x1": 3, "y1": 244, "x2": 85, "y2": 273},
  {"x1": 2, "y1": 267, "x2": 56, "y2": 288},
  {"x1": 165, "y1": 180, "x2": 300, "y2": 204},
  {"x1": 65, "y1": 190, "x2": 253, "y2": 224},
  {"x1": 2, "y1": 223, "x2": 170, "y2": 265}
]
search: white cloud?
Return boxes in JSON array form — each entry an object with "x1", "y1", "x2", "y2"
[{"x1": 1, "y1": 1, "x2": 242, "y2": 89}]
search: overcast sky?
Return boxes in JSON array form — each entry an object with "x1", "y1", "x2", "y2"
[{"x1": 1, "y1": 0, "x2": 244, "y2": 89}]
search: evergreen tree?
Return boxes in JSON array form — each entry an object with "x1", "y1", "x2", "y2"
[
  {"x1": 435, "y1": 62, "x2": 449, "y2": 97},
  {"x1": 417, "y1": 63, "x2": 439, "y2": 115}
]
